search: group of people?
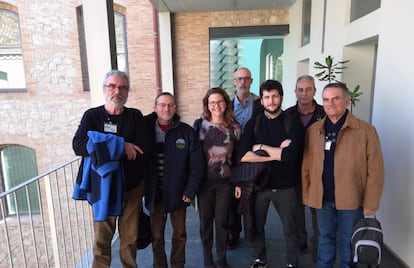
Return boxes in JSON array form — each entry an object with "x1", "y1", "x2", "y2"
[{"x1": 72, "y1": 67, "x2": 384, "y2": 268}]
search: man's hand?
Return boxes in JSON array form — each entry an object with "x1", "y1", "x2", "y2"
[
  {"x1": 280, "y1": 139, "x2": 291, "y2": 148},
  {"x1": 124, "y1": 142, "x2": 144, "y2": 161},
  {"x1": 252, "y1": 143, "x2": 263, "y2": 151},
  {"x1": 235, "y1": 186, "x2": 241, "y2": 198},
  {"x1": 182, "y1": 195, "x2": 191, "y2": 203}
]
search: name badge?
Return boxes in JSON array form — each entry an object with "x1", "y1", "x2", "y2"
[
  {"x1": 104, "y1": 123, "x2": 117, "y2": 133},
  {"x1": 324, "y1": 140, "x2": 332, "y2": 151}
]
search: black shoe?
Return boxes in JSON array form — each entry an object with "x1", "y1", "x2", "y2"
[
  {"x1": 286, "y1": 264, "x2": 298, "y2": 268},
  {"x1": 248, "y1": 259, "x2": 267, "y2": 268}
]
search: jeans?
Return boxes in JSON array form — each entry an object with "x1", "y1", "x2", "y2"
[
  {"x1": 250, "y1": 188, "x2": 300, "y2": 265},
  {"x1": 316, "y1": 201, "x2": 363, "y2": 268},
  {"x1": 198, "y1": 183, "x2": 233, "y2": 267},
  {"x1": 92, "y1": 183, "x2": 144, "y2": 268},
  {"x1": 151, "y1": 204, "x2": 187, "y2": 268}
]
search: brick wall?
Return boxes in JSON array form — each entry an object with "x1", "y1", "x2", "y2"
[
  {"x1": 0, "y1": 0, "x2": 288, "y2": 173},
  {"x1": 172, "y1": 9, "x2": 289, "y2": 124}
]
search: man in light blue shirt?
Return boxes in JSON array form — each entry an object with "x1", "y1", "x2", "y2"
[
  {"x1": 232, "y1": 67, "x2": 263, "y2": 129},
  {"x1": 227, "y1": 67, "x2": 263, "y2": 249}
]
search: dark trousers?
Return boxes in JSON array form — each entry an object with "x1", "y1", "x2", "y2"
[
  {"x1": 310, "y1": 207, "x2": 319, "y2": 249},
  {"x1": 151, "y1": 204, "x2": 187, "y2": 268},
  {"x1": 250, "y1": 188, "x2": 300, "y2": 266},
  {"x1": 296, "y1": 187, "x2": 308, "y2": 245},
  {"x1": 227, "y1": 195, "x2": 242, "y2": 238},
  {"x1": 296, "y1": 187, "x2": 319, "y2": 250},
  {"x1": 198, "y1": 183, "x2": 233, "y2": 267}
]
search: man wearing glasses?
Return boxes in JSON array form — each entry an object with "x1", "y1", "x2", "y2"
[
  {"x1": 144, "y1": 92, "x2": 204, "y2": 268},
  {"x1": 227, "y1": 67, "x2": 263, "y2": 249},
  {"x1": 73, "y1": 70, "x2": 150, "y2": 267}
]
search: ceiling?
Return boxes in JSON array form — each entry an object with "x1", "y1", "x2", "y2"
[{"x1": 148, "y1": 0, "x2": 297, "y2": 13}]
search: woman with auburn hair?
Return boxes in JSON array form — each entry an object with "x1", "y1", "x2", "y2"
[{"x1": 194, "y1": 87, "x2": 241, "y2": 268}]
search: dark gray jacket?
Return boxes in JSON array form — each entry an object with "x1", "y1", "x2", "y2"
[{"x1": 144, "y1": 112, "x2": 205, "y2": 213}]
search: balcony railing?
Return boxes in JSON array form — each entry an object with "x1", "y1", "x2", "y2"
[{"x1": 0, "y1": 157, "x2": 94, "y2": 267}]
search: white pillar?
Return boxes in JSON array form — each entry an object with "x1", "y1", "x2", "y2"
[
  {"x1": 158, "y1": 11, "x2": 174, "y2": 94},
  {"x1": 82, "y1": 0, "x2": 116, "y2": 106}
]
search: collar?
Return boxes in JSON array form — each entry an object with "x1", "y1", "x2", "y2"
[
  {"x1": 318, "y1": 109, "x2": 360, "y2": 134},
  {"x1": 234, "y1": 93, "x2": 253, "y2": 107},
  {"x1": 297, "y1": 101, "x2": 316, "y2": 116}
]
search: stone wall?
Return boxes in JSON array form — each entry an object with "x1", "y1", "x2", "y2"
[
  {"x1": 0, "y1": 0, "x2": 156, "y2": 173},
  {"x1": 0, "y1": 0, "x2": 288, "y2": 173}
]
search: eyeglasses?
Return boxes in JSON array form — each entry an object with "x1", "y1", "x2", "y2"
[
  {"x1": 208, "y1": 100, "x2": 226, "y2": 106},
  {"x1": 104, "y1": 83, "x2": 129, "y2": 91},
  {"x1": 156, "y1": 103, "x2": 176, "y2": 109},
  {"x1": 234, "y1": 77, "x2": 252, "y2": 82}
]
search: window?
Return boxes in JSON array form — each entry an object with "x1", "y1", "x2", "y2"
[
  {"x1": 350, "y1": 0, "x2": 381, "y2": 22},
  {"x1": 76, "y1": 4, "x2": 129, "y2": 91},
  {"x1": 114, "y1": 10, "x2": 128, "y2": 73},
  {"x1": 209, "y1": 25, "x2": 288, "y2": 96},
  {"x1": 76, "y1": 6, "x2": 90, "y2": 91},
  {"x1": 0, "y1": 5, "x2": 26, "y2": 92},
  {"x1": 301, "y1": 0, "x2": 311, "y2": 46},
  {"x1": 0, "y1": 145, "x2": 39, "y2": 217}
]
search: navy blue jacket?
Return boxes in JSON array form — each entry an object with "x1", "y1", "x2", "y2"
[
  {"x1": 144, "y1": 112, "x2": 205, "y2": 213},
  {"x1": 72, "y1": 131, "x2": 124, "y2": 221}
]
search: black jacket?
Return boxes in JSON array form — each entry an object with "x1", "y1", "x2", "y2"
[
  {"x1": 284, "y1": 100, "x2": 325, "y2": 131},
  {"x1": 284, "y1": 100, "x2": 325, "y2": 165},
  {"x1": 144, "y1": 112, "x2": 205, "y2": 213},
  {"x1": 72, "y1": 105, "x2": 150, "y2": 191}
]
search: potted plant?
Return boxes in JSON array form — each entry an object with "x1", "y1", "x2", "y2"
[{"x1": 314, "y1": 55, "x2": 362, "y2": 112}]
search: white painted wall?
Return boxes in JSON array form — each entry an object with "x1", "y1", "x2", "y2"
[
  {"x1": 284, "y1": 0, "x2": 414, "y2": 265},
  {"x1": 372, "y1": 1, "x2": 414, "y2": 265}
]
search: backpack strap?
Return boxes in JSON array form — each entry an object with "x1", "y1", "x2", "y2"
[
  {"x1": 283, "y1": 112, "x2": 292, "y2": 136},
  {"x1": 193, "y1": 118, "x2": 202, "y2": 134},
  {"x1": 253, "y1": 114, "x2": 261, "y2": 139}
]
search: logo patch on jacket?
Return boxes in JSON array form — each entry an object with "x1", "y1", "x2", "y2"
[{"x1": 176, "y1": 138, "x2": 186, "y2": 149}]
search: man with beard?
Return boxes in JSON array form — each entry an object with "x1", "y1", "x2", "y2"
[
  {"x1": 73, "y1": 70, "x2": 149, "y2": 268},
  {"x1": 237, "y1": 80, "x2": 303, "y2": 268}
]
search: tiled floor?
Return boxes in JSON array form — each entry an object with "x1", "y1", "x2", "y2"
[{"x1": 111, "y1": 206, "x2": 404, "y2": 268}]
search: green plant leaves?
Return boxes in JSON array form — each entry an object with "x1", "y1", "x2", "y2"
[{"x1": 314, "y1": 56, "x2": 362, "y2": 112}]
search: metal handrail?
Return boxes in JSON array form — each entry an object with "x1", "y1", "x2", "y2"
[{"x1": 0, "y1": 156, "x2": 94, "y2": 267}]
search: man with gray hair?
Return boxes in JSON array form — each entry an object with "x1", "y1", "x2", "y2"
[
  {"x1": 285, "y1": 75, "x2": 325, "y2": 260},
  {"x1": 73, "y1": 70, "x2": 150, "y2": 268},
  {"x1": 144, "y1": 92, "x2": 204, "y2": 268},
  {"x1": 302, "y1": 82, "x2": 384, "y2": 267}
]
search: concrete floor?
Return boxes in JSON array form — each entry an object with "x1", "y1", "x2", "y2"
[{"x1": 111, "y1": 205, "x2": 403, "y2": 268}]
